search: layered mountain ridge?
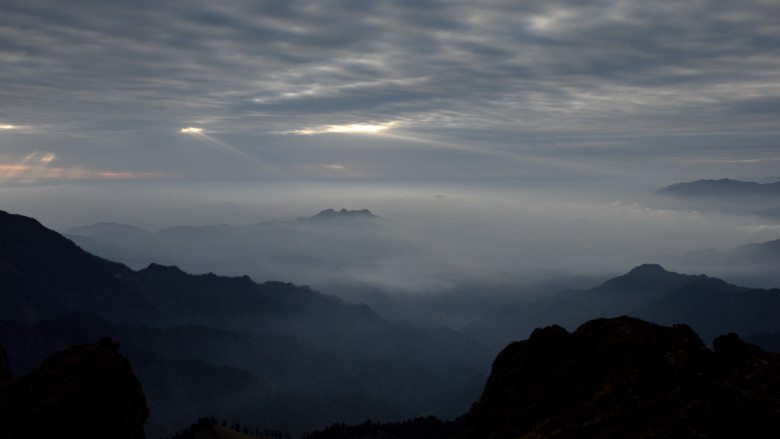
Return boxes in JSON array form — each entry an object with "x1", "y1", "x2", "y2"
[
  {"x1": 464, "y1": 262, "x2": 780, "y2": 351},
  {"x1": 0, "y1": 210, "x2": 488, "y2": 437},
  {"x1": 3, "y1": 209, "x2": 780, "y2": 438}
]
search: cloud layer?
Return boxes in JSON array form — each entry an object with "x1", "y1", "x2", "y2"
[{"x1": 1, "y1": 0, "x2": 779, "y2": 183}]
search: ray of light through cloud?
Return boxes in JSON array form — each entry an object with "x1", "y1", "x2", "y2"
[
  {"x1": 0, "y1": 151, "x2": 57, "y2": 184},
  {"x1": 179, "y1": 126, "x2": 283, "y2": 177}
]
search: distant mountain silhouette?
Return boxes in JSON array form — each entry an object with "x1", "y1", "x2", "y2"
[
  {"x1": 308, "y1": 208, "x2": 378, "y2": 220},
  {"x1": 0, "y1": 338, "x2": 148, "y2": 438},
  {"x1": 459, "y1": 317, "x2": 780, "y2": 439},
  {"x1": 731, "y1": 237, "x2": 780, "y2": 260},
  {"x1": 656, "y1": 237, "x2": 780, "y2": 288},
  {"x1": 0, "y1": 209, "x2": 488, "y2": 437},
  {"x1": 64, "y1": 208, "x2": 396, "y2": 287},
  {"x1": 657, "y1": 178, "x2": 780, "y2": 199},
  {"x1": 464, "y1": 264, "x2": 780, "y2": 352}
]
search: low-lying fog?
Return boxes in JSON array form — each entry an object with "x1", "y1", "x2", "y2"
[{"x1": 6, "y1": 179, "x2": 779, "y2": 324}]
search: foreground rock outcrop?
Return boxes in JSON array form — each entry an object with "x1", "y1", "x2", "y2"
[
  {"x1": 458, "y1": 316, "x2": 780, "y2": 439},
  {"x1": 0, "y1": 338, "x2": 148, "y2": 439}
]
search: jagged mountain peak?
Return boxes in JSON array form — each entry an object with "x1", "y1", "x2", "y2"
[{"x1": 310, "y1": 208, "x2": 377, "y2": 220}]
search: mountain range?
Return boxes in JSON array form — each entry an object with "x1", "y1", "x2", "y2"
[
  {"x1": 655, "y1": 178, "x2": 780, "y2": 219},
  {"x1": 0, "y1": 210, "x2": 489, "y2": 437},
  {"x1": 464, "y1": 263, "x2": 780, "y2": 352},
  {"x1": 2, "y1": 209, "x2": 780, "y2": 437},
  {"x1": 63, "y1": 208, "x2": 406, "y2": 290},
  {"x1": 657, "y1": 178, "x2": 780, "y2": 199}
]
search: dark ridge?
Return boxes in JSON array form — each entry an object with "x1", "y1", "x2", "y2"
[
  {"x1": 0, "y1": 210, "x2": 157, "y2": 326},
  {"x1": 0, "y1": 338, "x2": 148, "y2": 438},
  {"x1": 458, "y1": 316, "x2": 780, "y2": 439},
  {"x1": 593, "y1": 263, "x2": 694, "y2": 294}
]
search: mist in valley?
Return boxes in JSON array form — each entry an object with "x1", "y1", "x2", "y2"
[{"x1": 39, "y1": 178, "x2": 780, "y2": 329}]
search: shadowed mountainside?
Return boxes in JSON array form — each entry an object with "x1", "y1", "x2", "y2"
[
  {"x1": 0, "y1": 210, "x2": 489, "y2": 437},
  {"x1": 464, "y1": 264, "x2": 780, "y2": 352},
  {"x1": 0, "y1": 338, "x2": 148, "y2": 439},
  {"x1": 459, "y1": 316, "x2": 780, "y2": 439},
  {"x1": 0, "y1": 211, "x2": 158, "y2": 326}
]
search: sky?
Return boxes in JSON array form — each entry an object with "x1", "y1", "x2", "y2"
[{"x1": 1, "y1": 0, "x2": 780, "y2": 284}]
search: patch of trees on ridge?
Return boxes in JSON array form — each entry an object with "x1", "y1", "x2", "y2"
[{"x1": 165, "y1": 415, "x2": 460, "y2": 439}]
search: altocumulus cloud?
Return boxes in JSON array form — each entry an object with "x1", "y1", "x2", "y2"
[{"x1": 0, "y1": 0, "x2": 779, "y2": 182}]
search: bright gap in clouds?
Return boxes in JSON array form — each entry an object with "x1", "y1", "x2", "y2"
[
  {"x1": 287, "y1": 122, "x2": 397, "y2": 135},
  {"x1": 0, "y1": 123, "x2": 30, "y2": 130}
]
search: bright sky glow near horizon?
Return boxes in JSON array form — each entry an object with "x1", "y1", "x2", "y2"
[{"x1": 1, "y1": 0, "x2": 779, "y2": 284}]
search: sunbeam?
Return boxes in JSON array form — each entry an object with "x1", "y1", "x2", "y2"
[
  {"x1": 0, "y1": 151, "x2": 57, "y2": 185},
  {"x1": 180, "y1": 127, "x2": 282, "y2": 177},
  {"x1": 378, "y1": 131, "x2": 640, "y2": 179}
]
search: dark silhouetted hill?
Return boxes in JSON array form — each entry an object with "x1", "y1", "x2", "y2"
[
  {"x1": 0, "y1": 210, "x2": 157, "y2": 326},
  {"x1": 458, "y1": 317, "x2": 780, "y2": 439},
  {"x1": 0, "y1": 338, "x2": 148, "y2": 439}
]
